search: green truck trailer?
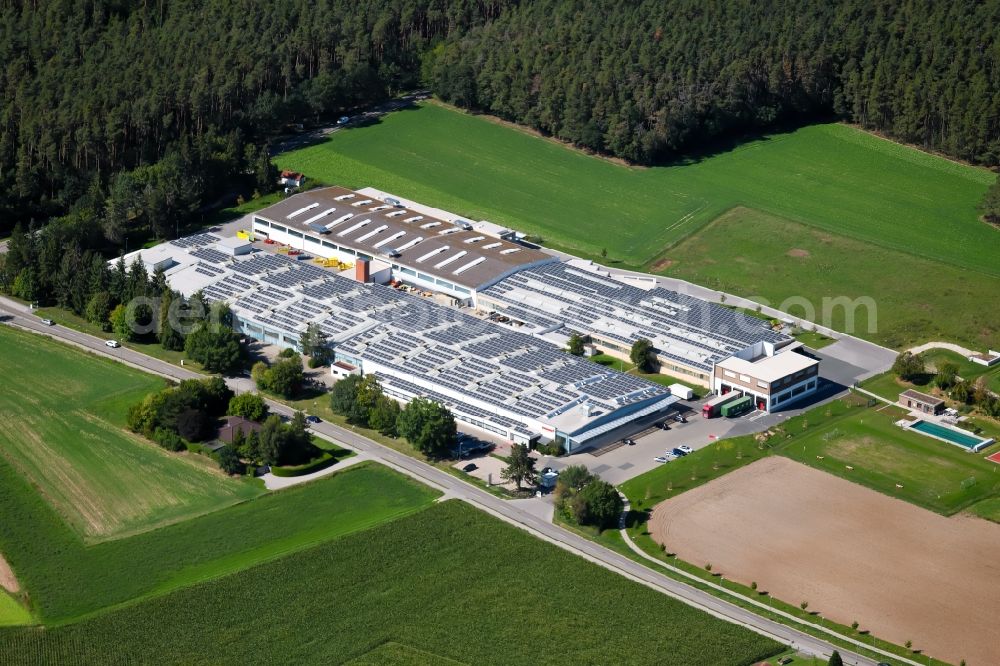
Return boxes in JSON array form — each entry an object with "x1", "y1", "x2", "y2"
[{"x1": 720, "y1": 395, "x2": 754, "y2": 418}]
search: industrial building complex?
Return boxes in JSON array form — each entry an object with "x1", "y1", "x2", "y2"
[{"x1": 122, "y1": 185, "x2": 823, "y2": 450}]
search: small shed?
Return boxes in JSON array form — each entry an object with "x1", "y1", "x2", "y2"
[
  {"x1": 279, "y1": 170, "x2": 306, "y2": 188},
  {"x1": 668, "y1": 383, "x2": 695, "y2": 400},
  {"x1": 215, "y1": 236, "x2": 252, "y2": 257},
  {"x1": 899, "y1": 389, "x2": 945, "y2": 415}
]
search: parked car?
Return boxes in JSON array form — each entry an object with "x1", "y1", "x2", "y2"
[
  {"x1": 658, "y1": 422, "x2": 670, "y2": 430},
  {"x1": 336, "y1": 115, "x2": 351, "y2": 125},
  {"x1": 678, "y1": 444, "x2": 693, "y2": 454},
  {"x1": 671, "y1": 447, "x2": 687, "y2": 457},
  {"x1": 663, "y1": 451, "x2": 677, "y2": 460},
  {"x1": 653, "y1": 456, "x2": 669, "y2": 464},
  {"x1": 673, "y1": 413, "x2": 687, "y2": 423},
  {"x1": 623, "y1": 438, "x2": 635, "y2": 446},
  {"x1": 462, "y1": 463, "x2": 478, "y2": 473},
  {"x1": 105, "y1": 340, "x2": 120, "y2": 348},
  {"x1": 305, "y1": 415, "x2": 321, "y2": 424},
  {"x1": 39, "y1": 317, "x2": 54, "y2": 326}
]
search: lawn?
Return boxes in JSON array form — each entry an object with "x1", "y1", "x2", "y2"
[
  {"x1": 0, "y1": 456, "x2": 437, "y2": 623},
  {"x1": 662, "y1": 208, "x2": 1000, "y2": 350},
  {"x1": 861, "y1": 348, "x2": 1000, "y2": 410},
  {"x1": 621, "y1": 394, "x2": 1000, "y2": 518},
  {"x1": 620, "y1": 435, "x2": 771, "y2": 513},
  {"x1": 276, "y1": 102, "x2": 998, "y2": 348},
  {"x1": 588, "y1": 353, "x2": 707, "y2": 397},
  {"x1": 0, "y1": 501, "x2": 782, "y2": 666},
  {"x1": 32, "y1": 306, "x2": 202, "y2": 371},
  {"x1": 0, "y1": 326, "x2": 259, "y2": 542},
  {"x1": 776, "y1": 402, "x2": 1000, "y2": 515}
]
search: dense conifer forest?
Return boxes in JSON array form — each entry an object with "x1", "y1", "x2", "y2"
[{"x1": 0, "y1": 0, "x2": 996, "y2": 247}]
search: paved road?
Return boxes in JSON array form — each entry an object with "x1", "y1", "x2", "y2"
[{"x1": 0, "y1": 296, "x2": 882, "y2": 665}]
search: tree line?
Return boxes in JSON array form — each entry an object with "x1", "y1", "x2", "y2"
[
  {"x1": 0, "y1": 0, "x2": 509, "y2": 235},
  {"x1": 426, "y1": 0, "x2": 1000, "y2": 166}
]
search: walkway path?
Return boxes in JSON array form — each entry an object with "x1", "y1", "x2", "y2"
[
  {"x1": 906, "y1": 341, "x2": 977, "y2": 357},
  {"x1": 0, "y1": 295, "x2": 880, "y2": 665},
  {"x1": 261, "y1": 453, "x2": 369, "y2": 490}
]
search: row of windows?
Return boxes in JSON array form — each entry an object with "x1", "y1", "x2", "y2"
[
  {"x1": 255, "y1": 217, "x2": 470, "y2": 296},
  {"x1": 771, "y1": 379, "x2": 817, "y2": 406}
]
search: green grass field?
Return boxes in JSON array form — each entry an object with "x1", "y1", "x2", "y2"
[
  {"x1": 621, "y1": 395, "x2": 1000, "y2": 519},
  {"x1": 0, "y1": 594, "x2": 31, "y2": 628},
  {"x1": 620, "y1": 435, "x2": 770, "y2": 513},
  {"x1": 276, "y1": 102, "x2": 998, "y2": 349},
  {"x1": 664, "y1": 208, "x2": 1000, "y2": 349},
  {"x1": 0, "y1": 326, "x2": 260, "y2": 541},
  {"x1": 777, "y1": 401, "x2": 1000, "y2": 515},
  {"x1": 0, "y1": 456, "x2": 437, "y2": 623},
  {"x1": 0, "y1": 501, "x2": 781, "y2": 666}
]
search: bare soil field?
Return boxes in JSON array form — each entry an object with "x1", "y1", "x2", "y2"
[
  {"x1": 0, "y1": 553, "x2": 19, "y2": 593},
  {"x1": 649, "y1": 457, "x2": 1000, "y2": 666}
]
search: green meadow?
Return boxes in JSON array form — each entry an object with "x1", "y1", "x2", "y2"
[
  {"x1": 276, "y1": 102, "x2": 998, "y2": 348},
  {"x1": 0, "y1": 326, "x2": 262, "y2": 542}
]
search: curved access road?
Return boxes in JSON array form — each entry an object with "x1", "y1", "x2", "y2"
[{"x1": 0, "y1": 296, "x2": 883, "y2": 666}]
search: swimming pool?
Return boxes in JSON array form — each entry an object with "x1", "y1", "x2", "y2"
[{"x1": 907, "y1": 420, "x2": 994, "y2": 452}]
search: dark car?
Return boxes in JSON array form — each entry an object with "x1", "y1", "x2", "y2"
[
  {"x1": 671, "y1": 447, "x2": 688, "y2": 457},
  {"x1": 305, "y1": 415, "x2": 321, "y2": 424},
  {"x1": 462, "y1": 463, "x2": 478, "y2": 473},
  {"x1": 623, "y1": 438, "x2": 635, "y2": 445},
  {"x1": 659, "y1": 422, "x2": 670, "y2": 430}
]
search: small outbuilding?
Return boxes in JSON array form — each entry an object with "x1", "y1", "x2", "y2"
[
  {"x1": 279, "y1": 170, "x2": 306, "y2": 188},
  {"x1": 899, "y1": 389, "x2": 945, "y2": 415}
]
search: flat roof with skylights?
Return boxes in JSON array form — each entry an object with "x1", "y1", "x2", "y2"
[{"x1": 250, "y1": 186, "x2": 556, "y2": 292}]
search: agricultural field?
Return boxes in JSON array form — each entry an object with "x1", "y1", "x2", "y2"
[
  {"x1": 0, "y1": 501, "x2": 781, "y2": 666},
  {"x1": 0, "y1": 593, "x2": 30, "y2": 628},
  {"x1": 0, "y1": 326, "x2": 260, "y2": 541},
  {"x1": 622, "y1": 395, "x2": 1000, "y2": 518},
  {"x1": 0, "y1": 458, "x2": 437, "y2": 622},
  {"x1": 662, "y1": 208, "x2": 1000, "y2": 350},
  {"x1": 647, "y1": 457, "x2": 1000, "y2": 666},
  {"x1": 276, "y1": 102, "x2": 998, "y2": 348}
]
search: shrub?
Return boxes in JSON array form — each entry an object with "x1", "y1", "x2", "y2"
[
  {"x1": 151, "y1": 427, "x2": 186, "y2": 452},
  {"x1": 270, "y1": 452, "x2": 336, "y2": 477},
  {"x1": 217, "y1": 446, "x2": 244, "y2": 475},
  {"x1": 228, "y1": 392, "x2": 268, "y2": 421}
]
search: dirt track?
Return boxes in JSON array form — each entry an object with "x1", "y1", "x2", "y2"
[
  {"x1": 0, "y1": 553, "x2": 19, "y2": 593},
  {"x1": 649, "y1": 457, "x2": 1000, "y2": 666}
]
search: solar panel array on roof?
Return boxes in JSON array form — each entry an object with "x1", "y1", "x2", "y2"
[
  {"x1": 170, "y1": 233, "x2": 220, "y2": 249},
  {"x1": 480, "y1": 262, "x2": 789, "y2": 372},
  {"x1": 190, "y1": 247, "x2": 230, "y2": 264},
  {"x1": 159, "y1": 230, "x2": 671, "y2": 441}
]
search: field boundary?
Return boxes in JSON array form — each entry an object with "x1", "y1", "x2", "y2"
[{"x1": 615, "y1": 493, "x2": 924, "y2": 666}]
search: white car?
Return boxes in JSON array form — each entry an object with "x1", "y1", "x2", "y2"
[
  {"x1": 678, "y1": 444, "x2": 693, "y2": 454},
  {"x1": 39, "y1": 318, "x2": 54, "y2": 326},
  {"x1": 653, "y1": 456, "x2": 669, "y2": 464},
  {"x1": 663, "y1": 451, "x2": 677, "y2": 460},
  {"x1": 105, "y1": 340, "x2": 121, "y2": 348}
]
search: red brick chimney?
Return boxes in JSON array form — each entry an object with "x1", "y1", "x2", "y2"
[{"x1": 355, "y1": 258, "x2": 370, "y2": 283}]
